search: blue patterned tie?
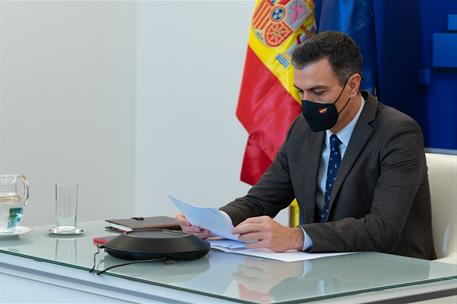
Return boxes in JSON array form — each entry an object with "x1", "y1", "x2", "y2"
[{"x1": 321, "y1": 134, "x2": 342, "y2": 223}]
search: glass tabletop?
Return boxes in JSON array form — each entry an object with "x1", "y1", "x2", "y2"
[{"x1": 0, "y1": 221, "x2": 456, "y2": 304}]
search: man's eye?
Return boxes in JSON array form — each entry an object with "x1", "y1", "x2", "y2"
[{"x1": 314, "y1": 91, "x2": 324, "y2": 96}]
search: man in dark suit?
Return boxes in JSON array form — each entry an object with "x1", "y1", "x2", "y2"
[{"x1": 177, "y1": 31, "x2": 436, "y2": 260}]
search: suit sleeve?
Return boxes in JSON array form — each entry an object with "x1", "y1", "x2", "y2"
[
  {"x1": 219, "y1": 119, "x2": 298, "y2": 226},
  {"x1": 303, "y1": 119, "x2": 427, "y2": 253}
]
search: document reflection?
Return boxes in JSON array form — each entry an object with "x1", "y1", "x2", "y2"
[{"x1": 231, "y1": 253, "x2": 432, "y2": 303}]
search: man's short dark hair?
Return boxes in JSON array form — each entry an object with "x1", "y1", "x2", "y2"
[{"x1": 291, "y1": 31, "x2": 362, "y2": 85}]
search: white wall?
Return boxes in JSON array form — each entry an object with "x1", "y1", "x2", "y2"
[
  {"x1": 0, "y1": 1, "x2": 136, "y2": 226},
  {"x1": 0, "y1": 1, "x2": 6, "y2": 172},
  {"x1": 135, "y1": 0, "x2": 253, "y2": 214}
]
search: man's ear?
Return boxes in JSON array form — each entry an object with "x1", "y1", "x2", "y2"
[{"x1": 347, "y1": 73, "x2": 362, "y2": 96}]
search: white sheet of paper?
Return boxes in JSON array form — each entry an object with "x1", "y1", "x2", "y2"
[
  {"x1": 209, "y1": 240, "x2": 353, "y2": 262},
  {"x1": 167, "y1": 194, "x2": 239, "y2": 241},
  {"x1": 209, "y1": 239, "x2": 246, "y2": 249}
]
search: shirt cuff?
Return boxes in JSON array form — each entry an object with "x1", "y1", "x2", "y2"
[{"x1": 298, "y1": 226, "x2": 313, "y2": 251}]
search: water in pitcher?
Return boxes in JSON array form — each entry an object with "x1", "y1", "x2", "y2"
[{"x1": 0, "y1": 193, "x2": 24, "y2": 232}]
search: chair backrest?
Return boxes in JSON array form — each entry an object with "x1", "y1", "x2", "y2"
[{"x1": 426, "y1": 153, "x2": 457, "y2": 258}]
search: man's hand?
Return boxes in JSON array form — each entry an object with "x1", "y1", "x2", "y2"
[
  {"x1": 233, "y1": 216, "x2": 304, "y2": 252},
  {"x1": 175, "y1": 213, "x2": 212, "y2": 239}
]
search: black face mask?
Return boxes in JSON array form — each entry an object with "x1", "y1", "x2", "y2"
[{"x1": 301, "y1": 82, "x2": 351, "y2": 132}]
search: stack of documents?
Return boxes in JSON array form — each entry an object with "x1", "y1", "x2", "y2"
[
  {"x1": 168, "y1": 195, "x2": 353, "y2": 262},
  {"x1": 208, "y1": 238, "x2": 350, "y2": 262}
]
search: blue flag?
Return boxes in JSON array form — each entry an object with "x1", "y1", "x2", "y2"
[{"x1": 314, "y1": 0, "x2": 377, "y2": 93}]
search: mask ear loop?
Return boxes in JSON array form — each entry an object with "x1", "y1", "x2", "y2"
[
  {"x1": 334, "y1": 76, "x2": 354, "y2": 114},
  {"x1": 332, "y1": 77, "x2": 350, "y2": 105},
  {"x1": 337, "y1": 97, "x2": 352, "y2": 114}
]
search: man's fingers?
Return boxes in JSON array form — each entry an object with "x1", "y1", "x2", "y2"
[
  {"x1": 186, "y1": 225, "x2": 211, "y2": 235},
  {"x1": 198, "y1": 228, "x2": 211, "y2": 236},
  {"x1": 187, "y1": 226, "x2": 201, "y2": 232},
  {"x1": 192, "y1": 229, "x2": 211, "y2": 239},
  {"x1": 233, "y1": 223, "x2": 263, "y2": 235},
  {"x1": 175, "y1": 213, "x2": 212, "y2": 237},
  {"x1": 234, "y1": 216, "x2": 272, "y2": 234},
  {"x1": 238, "y1": 216, "x2": 268, "y2": 225},
  {"x1": 175, "y1": 213, "x2": 190, "y2": 227},
  {"x1": 246, "y1": 240, "x2": 268, "y2": 250},
  {"x1": 238, "y1": 231, "x2": 264, "y2": 242}
]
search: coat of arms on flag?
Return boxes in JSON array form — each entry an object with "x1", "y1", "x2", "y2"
[{"x1": 252, "y1": 0, "x2": 314, "y2": 48}]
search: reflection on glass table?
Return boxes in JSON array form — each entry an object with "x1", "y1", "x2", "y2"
[{"x1": 0, "y1": 221, "x2": 456, "y2": 304}]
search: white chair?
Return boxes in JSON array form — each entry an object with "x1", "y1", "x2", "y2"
[{"x1": 426, "y1": 152, "x2": 457, "y2": 263}]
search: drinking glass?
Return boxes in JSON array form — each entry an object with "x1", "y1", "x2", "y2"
[{"x1": 54, "y1": 182, "x2": 79, "y2": 233}]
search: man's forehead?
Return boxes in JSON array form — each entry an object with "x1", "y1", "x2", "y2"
[
  {"x1": 293, "y1": 72, "x2": 335, "y2": 89},
  {"x1": 293, "y1": 59, "x2": 338, "y2": 88},
  {"x1": 293, "y1": 83, "x2": 329, "y2": 90}
]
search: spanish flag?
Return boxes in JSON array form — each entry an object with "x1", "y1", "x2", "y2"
[{"x1": 237, "y1": 0, "x2": 315, "y2": 185}]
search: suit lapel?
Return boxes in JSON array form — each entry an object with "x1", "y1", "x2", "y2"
[
  {"x1": 328, "y1": 93, "x2": 378, "y2": 214},
  {"x1": 302, "y1": 131, "x2": 324, "y2": 224}
]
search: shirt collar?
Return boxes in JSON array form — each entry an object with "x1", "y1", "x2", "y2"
[{"x1": 326, "y1": 95, "x2": 365, "y2": 147}]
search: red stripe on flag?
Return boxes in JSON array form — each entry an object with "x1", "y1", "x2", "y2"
[
  {"x1": 237, "y1": 47, "x2": 301, "y2": 185},
  {"x1": 253, "y1": 2, "x2": 267, "y2": 23},
  {"x1": 257, "y1": 12, "x2": 271, "y2": 30},
  {"x1": 253, "y1": 3, "x2": 270, "y2": 28}
]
